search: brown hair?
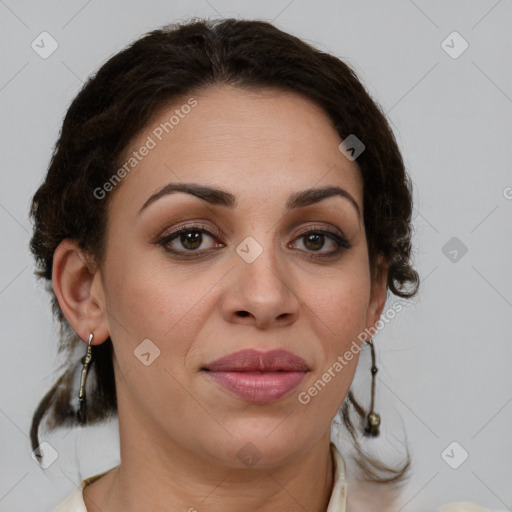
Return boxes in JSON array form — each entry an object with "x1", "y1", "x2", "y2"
[{"x1": 29, "y1": 17, "x2": 419, "y2": 484}]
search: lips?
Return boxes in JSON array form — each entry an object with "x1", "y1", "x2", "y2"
[
  {"x1": 204, "y1": 349, "x2": 309, "y2": 372},
  {"x1": 202, "y1": 349, "x2": 309, "y2": 403}
]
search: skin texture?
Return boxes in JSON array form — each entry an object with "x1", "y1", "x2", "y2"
[{"x1": 52, "y1": 84, "x2": 388, "y2": 512}]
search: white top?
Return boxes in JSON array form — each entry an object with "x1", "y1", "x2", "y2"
[{"x1": 52, "y1": 443, "x2": 492, "y2": 512}]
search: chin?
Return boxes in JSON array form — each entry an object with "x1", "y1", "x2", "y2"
[{"x1": 203, "y1": 427, "x2": 316, "y2": 470}]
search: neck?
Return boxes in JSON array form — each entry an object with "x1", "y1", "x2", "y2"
[{"x1": 83, "y1": 393, "x2": 335, "y2": 512}]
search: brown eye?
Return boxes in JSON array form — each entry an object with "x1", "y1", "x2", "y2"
[
  {"x1": 303, "y1": 233, "x2": 325, "y2": 251},
  {"x1": 155, "y1": 225, "x2": 224, "y2": 255},
  {"x1": 179, "y1": 231, "x2": 203, "y2": 250},
  {"x1": 290, "y1": 229, "x2": 352, "y2": 258}
]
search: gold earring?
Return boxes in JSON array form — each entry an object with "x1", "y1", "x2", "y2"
[
  {"x1": 77, "y1": 333, "x2": 94, "y2": 424},
  {"x1": 365, "y1": 338, "x2": 381, "y2": 436}
]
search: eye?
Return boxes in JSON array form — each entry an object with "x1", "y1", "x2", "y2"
[
  {"x1": 289, "y1": 228, "x2": 351, "y2": 258},
  {"x1": 155, "y1": 224, "x2": 224, "y2": 255},
  {"x1": 153, "y1": 223, "x2": 351, "y2": 260}
]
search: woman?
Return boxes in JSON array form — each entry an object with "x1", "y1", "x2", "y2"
[{"x1": 29, "y1": 17, "x2": 487, "y2": 512}]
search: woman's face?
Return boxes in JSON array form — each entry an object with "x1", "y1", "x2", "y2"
[{"x1": 92, "y1": 84, "x2": 387, "y2": 467}]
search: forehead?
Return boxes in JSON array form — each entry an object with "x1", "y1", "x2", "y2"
[{"x1": 108, "y1": 84, "x2": 363, "y2": 216}]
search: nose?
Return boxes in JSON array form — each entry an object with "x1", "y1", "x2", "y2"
[{"x1": 220, "y1": 243, "x2": 300, "y2": 330}]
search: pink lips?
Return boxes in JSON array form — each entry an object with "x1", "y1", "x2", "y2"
[{"x1": 202, "y1": 349, "x2": 309, "y2": 403}]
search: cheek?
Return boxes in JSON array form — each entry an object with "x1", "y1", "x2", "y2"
[
  {"x1": 306, "y1": 267, "x2": 371, "y2": 337},
  {"x1": 101, "y1": 248, "x2": 218, "y2": 358},
  {"x1": 300, "y1": 261, "x2": 371, "y2": 410},
  {"x1": 100, "y1": 252, "x2": 213, "y2": 410}
]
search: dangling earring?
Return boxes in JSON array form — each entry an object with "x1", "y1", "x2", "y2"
[
  {"x1": 77, "y1": 333, "x2": 94, "y2": 424},
  {"x1": 364, "y1": 338, "x2": 381, "y2": 436}
]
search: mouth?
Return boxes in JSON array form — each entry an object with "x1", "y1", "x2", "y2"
[{"x1": 201, "y1": 349, "x2": 309, "y2": 403}]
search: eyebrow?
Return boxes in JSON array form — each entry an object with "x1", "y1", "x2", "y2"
[{"x1": 137, "y1": 183, "x2": 360, "y2": 217}]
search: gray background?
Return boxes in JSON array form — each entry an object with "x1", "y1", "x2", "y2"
[{"x1": 1, "y1": 1, "x2": 511, "y2": 511}]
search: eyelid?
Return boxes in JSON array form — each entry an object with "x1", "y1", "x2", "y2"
[
  {"x1": 155, "y1": 220, "x2": 223, "y2": 241},
  {"x1": 291, "y1": 222, "x2": 347, "y2": 240}
]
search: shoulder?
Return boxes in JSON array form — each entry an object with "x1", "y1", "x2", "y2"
[
  {"x1": 52, "y1": 485, "x2": 87, "y2": 512},
  {"x1": 52, "y1": 467, "x2": 117, "y2": 512}
]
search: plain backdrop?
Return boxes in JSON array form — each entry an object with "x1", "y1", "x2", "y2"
[{"x1": 1, "y1": 1, "x2": 511, "y2": 511}]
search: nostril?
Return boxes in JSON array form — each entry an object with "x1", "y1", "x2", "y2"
[{"x1": 237, "y1": 311, "x2": 250, "y2": 317}]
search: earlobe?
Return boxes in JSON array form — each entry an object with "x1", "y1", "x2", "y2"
[{"x1": 52, "y1": 239, "x2": 109, "y2": 344}]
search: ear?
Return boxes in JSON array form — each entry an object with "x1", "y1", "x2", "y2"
[
  {"x1": 363, "y1": 254, "x2": 389, "y2": 340},
  {"x1": 52, "y1": 239, "x2": 110, "y2": 345}
]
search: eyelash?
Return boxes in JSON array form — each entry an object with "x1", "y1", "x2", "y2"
[{"x1": 154, "y1": 223, "x2": 352, "y2": 260}]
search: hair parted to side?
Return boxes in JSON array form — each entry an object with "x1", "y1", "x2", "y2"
[{"x1": 29, "y1": 17, "x2": 419, "y2": 483}]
